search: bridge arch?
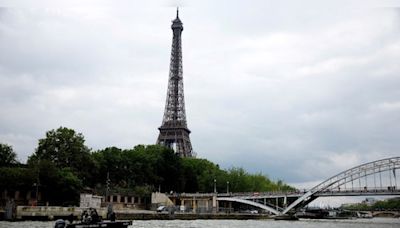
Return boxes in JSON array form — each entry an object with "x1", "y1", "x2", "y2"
[
  {"x1": 282, "y1": 157, "x2": 400, "y2": 214},
  {"x1": 217, "y1": 197, "x2": 280, "y2": 215}
]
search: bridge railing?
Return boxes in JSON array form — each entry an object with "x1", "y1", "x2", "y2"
[
  {"x1": 317, "y1": 186, "x2": 398, "y2": 193},
  {"x1": 316, "y1": 187, "x2": 399, "y2": 195},
  {"x1": 166, "y1": 191, "x2": 303, "y2": 198},
  {"x1": 165, "y1": 186, "x2": 398, "y2": 199}
]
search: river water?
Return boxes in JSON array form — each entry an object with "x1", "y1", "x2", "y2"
[{"x1": 0, "y1": 218, "x2": 399, "y2": 228}]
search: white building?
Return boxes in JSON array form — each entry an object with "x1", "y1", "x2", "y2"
[{"x1": 80, "y1": 193, "x2": 103, "y2": 208}]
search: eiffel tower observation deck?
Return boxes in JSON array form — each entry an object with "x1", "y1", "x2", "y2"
[{"x1": 157, "y1": 9, "x2": 193, "y2": 157}]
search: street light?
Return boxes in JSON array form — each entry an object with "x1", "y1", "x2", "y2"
[
  {"x1": 226, "y1": 181, "x2": 229, "y2": 194},
  {"x1": 214, "y1": 179, "x2": 217, "y2": 193},
  {"x1": 106, "y1": 172, "x2": 110, "y2": 202},
  {"x1": 33, "y1": 183, "x2": 39, "y2": 206}
]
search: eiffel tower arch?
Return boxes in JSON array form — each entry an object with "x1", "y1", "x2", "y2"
[{"x1": 157, "y1": 9, "x2": 193, "y2": 157}]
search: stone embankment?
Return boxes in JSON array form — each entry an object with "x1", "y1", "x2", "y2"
[
  {"x1": 4, "y1": 206, "x2": 271, "y2": 221},
  {"x1": 116, "y1": 213, "x2": 271, "y2": 220}
]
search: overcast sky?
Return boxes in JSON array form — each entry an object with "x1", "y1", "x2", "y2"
[{"x1": 1, "y1": 0, "x2": 400, "y2": 189}]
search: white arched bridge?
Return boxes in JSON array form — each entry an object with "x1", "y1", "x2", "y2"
[{"x1": 217, "y1": 157, "x2": 400, "y2": 215}]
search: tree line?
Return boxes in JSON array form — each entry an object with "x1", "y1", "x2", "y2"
[
  {"x1": 341, "y1": 197, "x2": 400, "y2": 211},
  {"x1": 0, "y1": 127, "x2": 294, "y2": 206}
]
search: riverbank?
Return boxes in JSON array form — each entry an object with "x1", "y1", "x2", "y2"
[
  {"x1": 3, "y1": 206, "x2": 399, "y2": 221},
  {"x1": 9, "y1": 211, "x2": 399, "y2": 221},
  {"x1": 115, "y1": 212, "x2": 272, "y2": 220},
  {"x1": 8, "y1": 212, "x2": 272, "y2": 221},
  {"x1": 2, "y1": 205, "x2": 273, "y2": 221}
]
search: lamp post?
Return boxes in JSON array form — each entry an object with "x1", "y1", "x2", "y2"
[
  {"x1": 106, "y1": 172, "x2": 110, "y2": 203},
  {"x1": 32, "y1": 182, "x2": 39, "y2": 206},
  {"x1": 33, "y1": 158, "x2": 40, "y2": 206},
  {"x1": 214, "y1": 179, "x2": 217, "y2": 194},
  {"x1": 226, "y1": 181, "x2": 229, "y2": 194}
]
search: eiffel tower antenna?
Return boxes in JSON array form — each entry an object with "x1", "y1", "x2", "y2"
[{"x1": 157, "y1": 9, "x2": 193, "y2": 157}]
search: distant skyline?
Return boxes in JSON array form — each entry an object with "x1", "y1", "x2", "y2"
[{"x1": 1, "y1": 1, "x2": 400, "y2": 190}]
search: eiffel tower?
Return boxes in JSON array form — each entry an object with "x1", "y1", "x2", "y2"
[{"x1": 156, "y1": 9, "x2": 193, "y2": 157}]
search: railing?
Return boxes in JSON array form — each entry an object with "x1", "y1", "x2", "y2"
[
  {"x1": 166, "y1": 186, "x2": 398, "y2": 200},
  {"x1": 166, "y1": 190, "x2": 304, "y2": 198}
]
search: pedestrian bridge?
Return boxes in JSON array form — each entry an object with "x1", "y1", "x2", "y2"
[{"x1": 217, "y1": 157, "x2": 400, "y2": 215}]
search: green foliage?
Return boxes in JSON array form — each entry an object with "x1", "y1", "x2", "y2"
[
  {"x1": 0, "y1": 167, "x2": 35, "y2": 191},
  {"x1": 29, "y1": 160, "x2": 82, "y2": 206},
  {"x1": 92, "y1": 145, "x2": 182, "y2": 193},
  {"x1": 342, "y1": 197, "x2": 400, "y2": 210},
  {"x1": 54, "y1": 168, "x2": 83, "y2": 206},
  {"x1": 227, "y1": 167, "x2": 251, "y2": 192},
  {"x1": 2, "y1": 127, "x2": 294, "y2": 206},
  {"x1": 222, "y1": 167, "x2": 295, "y2": 192},
  {"x1": 373, "y1": 197, "x2": 400, "y2": 210},
  {"x1": 91, "y1": 146, "x2": 294, "y2": 194},
  {"x1": 28, "y1": 127, "x2": 94, "y2": 186},
  {"x1": 29, "y1": 127, "x2": 89, "y2": 167},
  {"x1": 0, "y1": 143, "x2": 18, "y2": 166},
  {"x1": 180, "y1": 158, "x2": 294, "y2": 193},
  {"x1": 181, "y1": 158, "x2": 222, "y2": 192}
]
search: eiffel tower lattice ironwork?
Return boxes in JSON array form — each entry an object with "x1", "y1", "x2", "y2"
[{"x1": 157, "y1": 9, "x2": 193, "y2": 157}]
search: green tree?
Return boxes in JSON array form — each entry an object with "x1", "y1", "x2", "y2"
[
  {"x1": 227, "y1": 167, "x2": 252, "y2": 192},
  {"x1": 0, "y1": 143, "x2": 18, "y2": 166},
  {"x1": 181, "y1": 158, "x2": 227, "y2": 192},
  {"x1": 90, "y1": 142, "x2": 295, "y2": 195},
  {"x1": 28, "y1": 160, "x2": 82, "y2": 206},
  {"x1": 342, "y1": 197, "x2": 400, "y2": 211},
  {"x1": 92, "y1": 145, "x2": 182, "y2": 193},
  {"x1": 0, "y1": 167, "x2": 35, "y2": 191},
  {"x1": 91, "y1": 146, "x2": 124, "y2": 188},
  {"x1": 28, "y1": 127, "x2": 94, "y2": 185}
]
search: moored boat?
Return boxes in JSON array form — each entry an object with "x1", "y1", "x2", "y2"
[{"x1": 54, "y1": 208, "x2": 132, "y2": 228}]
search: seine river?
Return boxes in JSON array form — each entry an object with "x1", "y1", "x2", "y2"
[{"x1": 0, "y1": 218, "x2": 399, "y2": 228}]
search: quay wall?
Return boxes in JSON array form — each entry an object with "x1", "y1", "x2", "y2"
[
  {"x1": 116, "y1": 213, "x2": 271, "y2": 220},
  {"x1": 15, "y1": 206, "x2": 107, "y2": 220},
  {"x1": 8, "y1": 206, "x2": 272, "y2": 220}
]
